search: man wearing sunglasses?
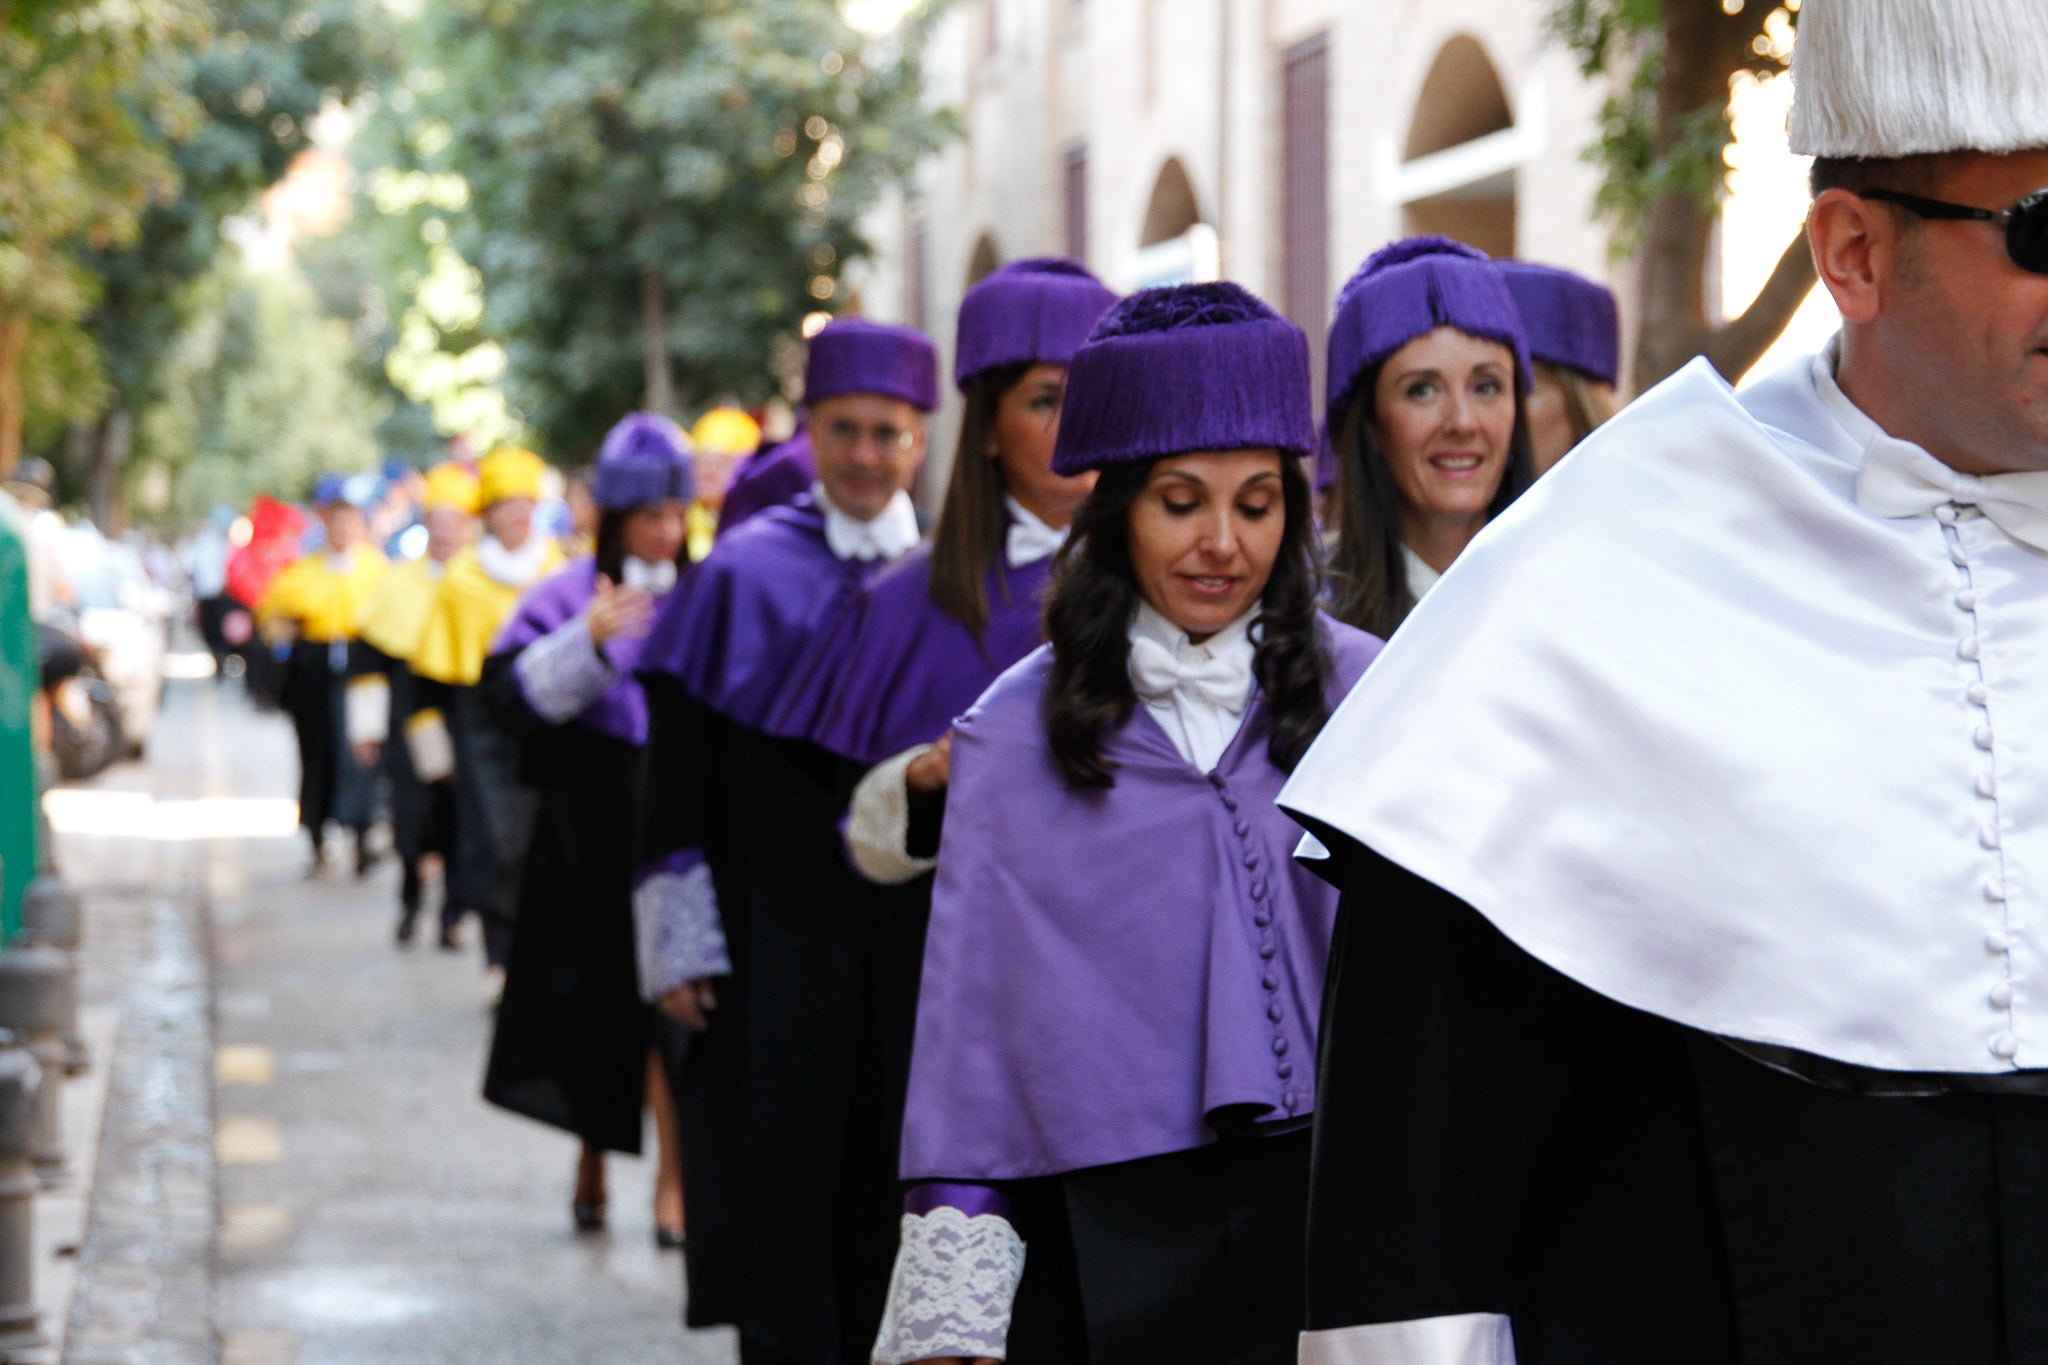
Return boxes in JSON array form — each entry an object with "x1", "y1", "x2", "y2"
[{"x1": 1286, "y1": 1, "x2": 2048, "y2": 1362}]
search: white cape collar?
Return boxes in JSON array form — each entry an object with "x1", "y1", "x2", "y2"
[
  {"x1": 476, "y1": 533, "x2": 553, "y2": 588},
  {"x1": 1283, "y1": 347, "x2": 2048, "y2": 1075}
]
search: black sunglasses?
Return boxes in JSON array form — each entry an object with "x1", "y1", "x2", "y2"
[{"x1": 1857, "y1": 187, "x2": 2048, "y2": 275}]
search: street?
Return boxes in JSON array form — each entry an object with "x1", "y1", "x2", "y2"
[{"x1": 50, "y1": 665, "x2": 737, "y2": 1365}]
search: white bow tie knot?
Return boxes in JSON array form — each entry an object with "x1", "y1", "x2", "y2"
[
  {"x1": 1856, "y1": 438, "x2": 2048, "y2": 552},
  {"x1": 1127, "y1": 635, "x2": 1253, "y2": 715}
]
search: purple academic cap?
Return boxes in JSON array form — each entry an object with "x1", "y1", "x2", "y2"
[
  {"x1": 591, "y1": 412, "x2": 694, "y2": 511},
  {"x1": 953, "y1": 257, "x2": 1120, "y2": 390},
  {"x1": 1051, "y1": 282, "x2": 1317, "y2": 476},
  {"x1": 1496, "y1": 259, "x2": 1621, "y2": 388},
  {"x1": 1325, "y1": 236, "x2": 1533, "y2": 430},
  {"x1": 804, "y1": 318, "x2": 941, "y2": 412}
]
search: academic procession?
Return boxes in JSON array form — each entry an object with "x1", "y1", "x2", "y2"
[{"x1": 16, "y1": 0, "x2": 2048, "y2": 1360}]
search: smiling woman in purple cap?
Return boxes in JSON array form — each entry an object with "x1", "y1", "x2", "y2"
[
  {"x1": 476, "y1": 412, "x2": 695, "y2": 1247},
  {"x1": 1496, "y1": 259, "x2": 1623, "y2": 475},
  {"x1": 1324, "y1": 237, "x2": 1534, "y2": 637},
  {"x1": 631, "y1": 315, "x2": 939, "y2": 1363},
  {"x1": 869, "y1": 282, "x2": 1382, "y2": 1365}
]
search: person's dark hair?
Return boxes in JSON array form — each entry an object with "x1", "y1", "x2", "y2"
[
  {"x1": 1808, "y1": 152, "x2": 1962, "y2": 201},
  {"x1": 1041, "y1": 453, "x2": 1329, "y2": 789},
  {"x1": 1325, "y1": 358, "x2": 1534, "y2": 638},
  {"x1": 928, "y1": 360, "x2": 1035, "y2": 638},
  {"x1": 594, "y1": 504, "x2": 693, "y2": 582}
]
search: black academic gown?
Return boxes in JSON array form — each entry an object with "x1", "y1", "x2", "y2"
[
  {"x1": 282, "y1": 639, "x2": 370, "y2": 838},
  {"x1": 348, "y1": 641, "x2": 452, "y2": 871},
  {"x1": 642, "y1": 676, "x2": 897, "y2": 1365},
  {"x1": 1304, "y1": 842, "x2": 2048, "y2": 1364},
  {"x1": 480, "y1": 652, "x2": 656, "y2": 1155},
  {"x1": 433, "y1": 677, "x2": 537, "y2": 967}
]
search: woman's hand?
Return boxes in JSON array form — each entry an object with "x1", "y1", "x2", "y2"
[
  {"x1": 904, "y1": 731, "x2": 954, "y2": 794},
  {"x1": 659, "y1": 978, "x2": 719, "y2": 1032},
  {"x1": 586, "y1": 574, "x2": 653, "y2": 648}
]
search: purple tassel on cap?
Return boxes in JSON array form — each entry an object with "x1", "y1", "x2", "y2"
[
  {"x1": 954, "y1": 257, "x2": 1120, "y2": 390},
  {"x1": 1325, "y1": 235, "x2": 1533, "y2": 431},
  {"x1": 591, "y1": 412, "x2": 695, "y2": 511},
  {"x1": 1496, "y1": 260, "x2": 1621, "y2": 388},
  {"x1": 805, "y1": 317, "x2": 941, "y2": 412},
  {"x1": 1051, "y1": 282, "x2": 1317, "y2": 476}
]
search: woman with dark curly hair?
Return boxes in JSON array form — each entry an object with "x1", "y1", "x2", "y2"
[
  {"x1": 870, "y1": 282, "x2": 1382, "y2": 1365},
  {"x1": 1324, "y1": 237, "x2": 1535, "y2": 638}
]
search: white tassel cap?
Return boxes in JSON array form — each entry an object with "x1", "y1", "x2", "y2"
[{"x1": 1789, "y1": 0, "x2": 2048, "y2": 159}]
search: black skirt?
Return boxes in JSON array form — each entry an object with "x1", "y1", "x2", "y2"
[{"x1": 1006, "y1": 1126, "x2": 1311, "y2": 1365}]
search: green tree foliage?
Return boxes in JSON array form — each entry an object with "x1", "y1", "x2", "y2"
[
  {"x1": 1547, "y1": 0, "x2": 1815, "y2": 386},
  {"x1": 367, "y1": 0, "x2": 955, "y2": 461},
  {"x1": 142, "y1": 256, "x2": 382, "y2": 522}
]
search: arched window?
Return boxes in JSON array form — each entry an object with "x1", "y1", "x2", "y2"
[
  {"x1": 967, "y1": 233, "x2": 1002, "y2": 286},
  {"x1": 1397, "y1": 35, "x2": 1519, "y2": 258},
  {"x1": 1131, "y1": 159, "x2": 1219, "y2": 288}
]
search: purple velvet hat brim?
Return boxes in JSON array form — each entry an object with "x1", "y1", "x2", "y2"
[
  {"x1": 954, "y1": 264, "x2": 1120, "y2": 390},
  {"x1": 1051, "y1": 318, "x2": 1318, "y2": 475},
  {"x1": 592, "y1": 459, "x2": 694, "y2": 511},
  {"x1": 1497, "y1": 261, "x2": 1622, "y2": 387},
  {"x1": 805, "y1": 320, "x2": 941, "y2": 412},
  {"x1": 1326, "y1": 254, "x2": 1534, "y2": 430}
]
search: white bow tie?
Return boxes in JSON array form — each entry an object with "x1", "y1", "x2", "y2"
[
  {"x1": 1856, "y1": 438, "x2": 2048, "y2": 552},
  {"x1": 621, "y1": 556, "x2": 678, "y2": 596},
  {"x1": 820, "y1": 487, "x2": 920, "y2": 562},
  {"x1": 1127, "y1": 635, "x2": 1253, "y2": 715},
  {"x1": 1005, "y1": 512, "x2": 1066, "y2": 568}
]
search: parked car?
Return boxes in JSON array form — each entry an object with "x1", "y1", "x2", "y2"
[{"x1": 52, "y1": 525, "x2": 171, "y2": 759}]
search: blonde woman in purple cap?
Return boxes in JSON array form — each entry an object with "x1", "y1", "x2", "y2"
[
  {"x1": 1496, "y1": 259, "x2": 1623, "y2": 474},
  {"x1": 871, "y1": 283, "x2": 1381, "y2": 1365},
  {"x1": 1323, "y1": 237, "x2": 1534, "y2": 637}
]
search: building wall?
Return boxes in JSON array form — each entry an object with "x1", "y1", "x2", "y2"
[{"x1": 857, "y1": 0, "x2": 1631, "y2": 496}]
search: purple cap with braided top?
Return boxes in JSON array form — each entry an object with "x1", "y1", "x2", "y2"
[
  {"x1": 804, "y1": 317, "x2": 940, "y2": 412},
  {"x1": 1325, "y1": 236, "x2": 1532, "y2": 430},
  {"x1": 1496, "y1": 260, "x2": 1621, "y2": 387},
  {"x1": 954, "y1": 257, "x2": 1120, "y2": 390},
  {"x1": 1050, "y1": 282, "x2": 1316, "y2": 475},
  {"x1": 591, "y1": 412, "x2": 694, "y2": 510}
]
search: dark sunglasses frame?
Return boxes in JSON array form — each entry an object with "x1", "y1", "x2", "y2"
[{"x1": 1856, "y1": 187, "x2": 2048, "y2": 275}]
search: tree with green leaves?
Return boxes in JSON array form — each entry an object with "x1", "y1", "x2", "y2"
[
  {"x1": 369, "y1": 0, "x2": 955, "y2": 461},
  {"x1": 1549, "y1": 0, "x2": 1813, "y2": 387}
]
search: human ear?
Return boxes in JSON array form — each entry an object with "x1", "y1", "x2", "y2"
[{"x1": 1809, "y1": 189, "x2": 1887, "y2": 325}]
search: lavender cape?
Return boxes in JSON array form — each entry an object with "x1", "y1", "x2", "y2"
[
  {"x1": 715, "y1": 432, "x2": 815, "y2": 536},
  {"x1": 900, "y1": 617, "x2": 1382, "y2": 1182},
  {"x1": 491, "y1": 558, "x2": 653, "y2": 745},
  {"x1": 637, "y1": 494, "x2": 872, "y2": 731},
  {"x1": 768, "y1": 543, "x2": 1053, "y2": 764}
]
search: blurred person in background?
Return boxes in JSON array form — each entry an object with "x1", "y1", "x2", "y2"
[
  {"x1": 256, "y1": 474, "x2": 388, "y2": 875},
  {"x1": 1323, "y1": 238, "x2": 1534, "y2": 636},
  {"x1": 182, "y1": 507, "x2": 237, "y2": 670},
  {"x1": 1497, "y1": 260, "x2": 1623, "y2": 475},
  {"x1": 689, "y1": 406, "x2": 762, "y2": 557}
]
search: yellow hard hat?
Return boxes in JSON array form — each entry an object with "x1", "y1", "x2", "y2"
[
  {"x1": 476, "y1": 446, "x2": 546, "y2": 507},
  {"x1": 422, "y1": 462, "x2": 480, "y2": 515},
  {"x1": 691, "y1": 407, "x2": 762, "y2": 457}
]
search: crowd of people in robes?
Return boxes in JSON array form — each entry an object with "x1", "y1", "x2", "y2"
[{"x1": 238, "y1": 0, "x2": 2048, "y2": 1359}]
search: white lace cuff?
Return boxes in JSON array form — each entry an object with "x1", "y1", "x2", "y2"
[
  {"x1": 345, "y1": 675, "x2": 391, "y2": 747},
  {"x1": 872, "y1": 1208, "x2": 1026, "y2": 1364},
  {"x1": 634, "y1": 861, "x2": 729, "y2": 999},
  {"x1": 514, "y1": 616, "x2": 616, "y2": 724},
  {"x1": 845, "y1": 746, "x2": 938, "y2": 886},
  {"x1": 1298, "y1": 1314, "x2": 1517, "y2": 1365}
]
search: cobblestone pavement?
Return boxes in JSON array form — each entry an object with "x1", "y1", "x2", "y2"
[{"x1": 58, "y1": 673, "x2": 738, "y2": 1365}]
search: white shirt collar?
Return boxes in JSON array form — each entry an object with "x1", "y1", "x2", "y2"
[
  {"x1": 1127, "y1": 600, "x2": 1257, "y2": 772},
  {"x1": 814, "y1": 482, "x2": 920, "y2": 563},
  {"x1": 476, "y1": 533, "x2": 553, "y2": 588},
  {"x1": 621, "y1": 555, "x2": 678, "y2": 597},
  {"x1": 1004, "y1": 495, "x2": 1067, "y2": 568},
  {"x1": 1401, "y1": 544, "x2": 1443, "y2": 599}
]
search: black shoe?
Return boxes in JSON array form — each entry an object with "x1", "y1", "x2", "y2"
[
  {"x1": 437, "y1": 922, "x2": 462, "y2": 952},
  {"x1": 656, "y1": 1225, "x2": 686, "y2": 1251},
  {"x1": 395, "y1": 905, "x2": 420, "y2": 945},
  {"x1": 354, "y1": 830, "x2": 381, "y2": 878},
  {"x1": 304, "y1": 830, "x2": 327, "y2": 879},
  {"x1": 572, "y1": 1199, "x2": 606, "y2": 1233}
]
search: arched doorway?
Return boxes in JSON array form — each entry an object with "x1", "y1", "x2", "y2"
[
  {"x1": 1131, "y1": 158, "x2": 1219, "y2": 288},
  {"x1": 966, "y1": 233, "x2": 1002, "y2": 286},
  {"x1": 1398, "y1": 35, "x2": 1518, "y2": 258}
]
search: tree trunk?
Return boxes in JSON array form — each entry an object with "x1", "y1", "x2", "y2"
[
  {"x1": 1629, "y1": 0, "x2": 1820, "y2": 389},
  {"x1": 0, "y1": 312, "x2": 27, "y2": 479},
  {"x1": 86, "y1": 407, "x2": 129, "y2": 530},
  {"x1": 641, "y1": 270, "x2": 676, "y2": 417}
]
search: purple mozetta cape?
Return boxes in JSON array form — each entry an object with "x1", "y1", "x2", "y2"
[{"x1": 492, "y1": 558, "x2": 656, "y2": 745}]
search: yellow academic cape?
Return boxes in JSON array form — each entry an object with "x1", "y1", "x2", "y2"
[
  {"x1": 411, "y1": 541, "x2": 566, "y2": 686},
  {"x1": 355, "y1": 556, "x2": 447, "y2": 663},
  {"x1": 255, "y1": 546, "x2": 389, "y2": 643}
]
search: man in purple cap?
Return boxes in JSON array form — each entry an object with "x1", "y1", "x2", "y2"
[{"x1": 633, "y1": 315, "x2": 937, "y2": 1364}]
